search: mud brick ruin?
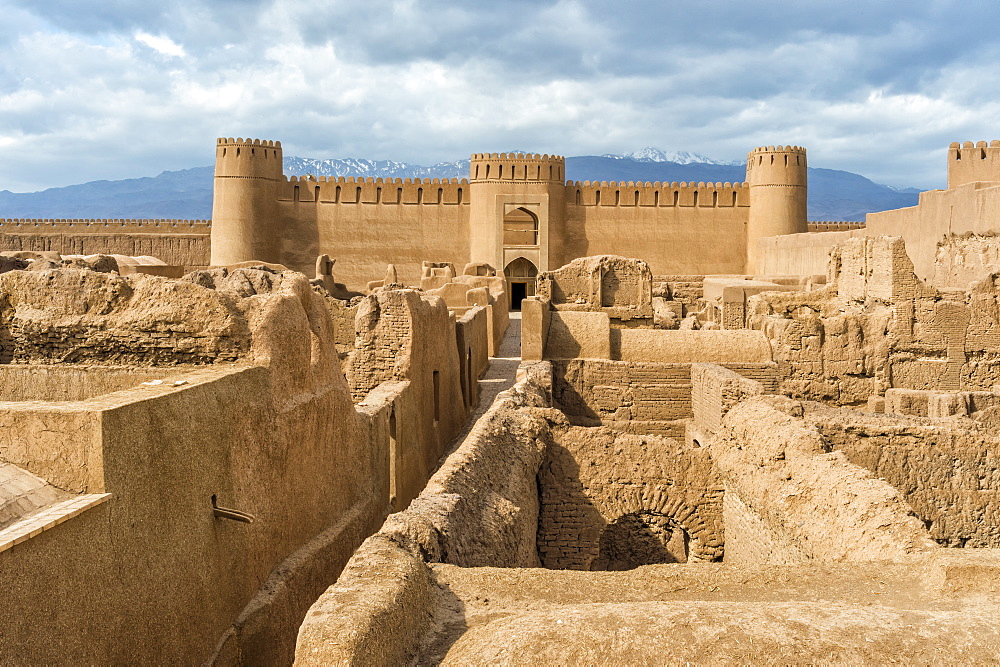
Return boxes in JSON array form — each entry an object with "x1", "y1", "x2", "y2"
[{"x1": 2, "y1": 138, "x2": 1000, "y2": 663}]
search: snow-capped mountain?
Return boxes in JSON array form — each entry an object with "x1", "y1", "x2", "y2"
[
  {"x1": 283, "y1": 156, "x2": 468, "y2": 180},
  {"x1": 282, "y1": 149, "x2": 742, "y2": 179},
  {"x1": 609, "y1": 148, "x2": 743, "y2": 166}
]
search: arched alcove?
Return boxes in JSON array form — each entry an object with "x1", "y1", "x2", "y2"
[{"x1": 503, "y1": 207, "x2": 539, "y2": 246}]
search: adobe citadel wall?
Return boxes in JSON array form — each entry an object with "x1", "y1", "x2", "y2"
[{"x1": 0, "y1": 219, "x2": 210, "y2": 268}]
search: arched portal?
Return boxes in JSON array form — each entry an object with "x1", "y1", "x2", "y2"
[{"x1": 504, "y1": 257, "x2": 538, "y2": 312}]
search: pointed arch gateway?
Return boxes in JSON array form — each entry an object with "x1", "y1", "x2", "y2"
[{"x1": 504, "y1": 256, "x2": 538, "y2": 311}]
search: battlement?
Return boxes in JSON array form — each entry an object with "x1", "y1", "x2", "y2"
[
  {"x1": 469, "y1": 152, "x2": 565, "y2": 183},
  {"x1": 285, "y1": 176, "x2": 469, "y2": 185},
  {"x1": 565, "y1": 181, "x2": 749, "y2": 207},
  {"x1": 215, "y1": 137, "x2": 283, "y2": 180},
  {"x1": 746, "y1": 144, "x2": 807, "y2": 187},
  {"x1": 748, "y1": 144, "x2": 806, "y2": 155},
  {"x1": 216, "y1": 137, "x2": 281, "y2": 148},
  {"x1": 947, "y1": 140, "x2": 1000, "y2": 188},
  {"x1": 277, "y1": 176, "x2": 470, "y2": 205},
  {"x1": 807, "y1": 220, "x2": 865, "y2": 232},
  {"x1": 0, "y1": 219, "x2": 211, "y2": 233}
]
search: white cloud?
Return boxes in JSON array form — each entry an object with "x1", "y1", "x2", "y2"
[
  {"x1": 1, "y1": 0, "x2": 1000, "y2": 192},
  {"x1": 134, "y1": 31, "x2": 186, "y2": 58}
]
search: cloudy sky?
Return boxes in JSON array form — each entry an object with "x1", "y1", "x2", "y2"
[{"x1": 1, "y1": 0, "x2": 999, "y2": 192}]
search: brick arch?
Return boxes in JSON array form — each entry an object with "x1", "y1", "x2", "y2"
[{"x1": 596, "y1": 485, "x2": 723, "y2": 562}]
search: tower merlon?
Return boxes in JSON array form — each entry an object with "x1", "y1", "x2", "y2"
[{"x1": 469, "y1": 152, "x2": 566, "y2": 183}]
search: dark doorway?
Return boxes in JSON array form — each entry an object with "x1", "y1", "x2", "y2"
[{"x1": 511, "y1": 281, "x2": 528, "y2": 311}]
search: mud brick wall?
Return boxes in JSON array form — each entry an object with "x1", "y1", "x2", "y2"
[
  {"x1": 0, "y1": 269, "x2": 251, "y2": 366},
  {"x1": 712, "y1": 397, "x2": 937, "y2": 564},
  {"x1": 346, "y1": 293, "x2": 414, "y2": 402},
  {"x1": 721, "y1": 490, "x2": 806, "y2": 565},
  {"x1": 750, "y1": 237, "x2": 1000, "y2": 404},
  {"x1": 553, "y1": 359, "x2": 777, "y2": 437},
  {"x1": 323, "y1": 296, "x2": 360, "y2": 360},
  {"x1": 537, "y1": 425, "x2": 723, "y2": 570},
  {"x1": 0, "y1": 232, "x2": 210, "y2": 268},
  {"x1": 810, "y1": 410, "x2": 1000, "y2": 548},
  {"x1": 1, "y1": 320, "x2": 244, "y2": 365},
  {"x1": 691, "y1": 363, "x2": 764, "y2": 434},
  {"x1": 654, "y1": 275, "x2": 704, "y2": 306}
]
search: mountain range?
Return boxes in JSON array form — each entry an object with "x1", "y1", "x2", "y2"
[{"x1": 0, "y1": 149, "x2": 923, "y2": 221}]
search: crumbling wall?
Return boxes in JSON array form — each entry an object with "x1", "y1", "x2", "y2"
[
  {"x1": 805, "y1": 406, "x2": 1000, "y2": 548},
  {"x1": 690, "y1": 363, "x2": 764, "y2": 435},
  {"x1": 345, "y1": 290, "x2": 418, "y2": 401},
  {"x1": 552, "y1": 359, "x2": 778, "y2": 438},
  {"x1": 710, "y1": 396, "x2": 937, "y2": 564},
  {"x1": 537, "y1": 425, "x2": 723, "y2": 569},
  {"x1": 653, "y1": 275, "x2": 703, "y2": 308},
  {"x1": 295, "y1": 362, "x2": 554, "y2": 665},
  {"x1": 537, "y1": 255, "x2": 652, "y2": 322},
  {"x1": 932, "y1": 232, "x2": 1000, "y2": 291},
  {"x1": 455, "y1": 306, "x2": 489, "y2": 411},
  {"x1": 749, "y1": 235, "x2": 1000, "y2": 403},
  {"x1": 0, "y1": 269, "x2": 249, "y2": 365}
]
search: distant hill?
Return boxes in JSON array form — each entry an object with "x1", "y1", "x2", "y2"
[
  {"x1": 0, "y1": 167, "x2": 215, "y2": 220},
  {"x1": 0, "y1": 150, "x2": 920, "y2": 221}
]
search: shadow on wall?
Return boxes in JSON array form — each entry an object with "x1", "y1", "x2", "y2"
[{"x1": 591, "y1": 511, "x2": 690, "y2": 570}]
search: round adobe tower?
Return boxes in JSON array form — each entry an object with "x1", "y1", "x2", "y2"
[
  {"x1": 210, "y1": 138, "x2": 283, "y2": 266},
  {"x1": 745, "y1": 145, "x2": 808, "y2": 274}
]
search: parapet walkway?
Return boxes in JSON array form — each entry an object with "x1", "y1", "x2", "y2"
[{"x1": 447, "y1": 312, "x2": 521, "y2": 447}]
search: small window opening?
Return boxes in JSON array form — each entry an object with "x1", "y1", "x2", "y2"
[
  {"x1": 389, "y1": 409, "x2": 398, "y2": 506},
  {"x1": 432, "y1": 371, "x2": 440, "y2": 423}
]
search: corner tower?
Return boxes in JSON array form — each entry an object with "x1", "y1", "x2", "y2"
[
  {"x1": 948, "y1": 140, "x2": 1000, "y2": 189},
  {"x1": 745, "y1": 145, "x2": 808, "y2": 273},
  {"x1": 468, "y1": 153, "x2": 566, "y2": 297},
  {"x1": 210, "y1": 137, "x2": 283, "y2": 266}
]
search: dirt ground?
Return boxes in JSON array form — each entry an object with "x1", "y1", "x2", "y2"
[{"x1": 419, "y1": 554, "x2": 1000, "y2": 664}]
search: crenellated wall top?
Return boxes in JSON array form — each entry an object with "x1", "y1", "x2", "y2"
[
  {"x1": 469, "y1": 152, "x2": 566, "y2": 183},
  {"x1": 216, "y1": 137, "x2": 281, "y2": 148},
  {"x1": 0, "y1": 218, "x2": 212, "y2": 231},
  {"x1": 285, "y1": 175, "x2": 470, "y2": 185}
]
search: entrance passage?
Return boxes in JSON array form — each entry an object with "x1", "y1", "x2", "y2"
[
  {"x1": 510, "y1": 282, "x2": 528, "y2": 311},
  {"x1": 504, "y1": 257, "x2": 538, "y2": 311}
]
